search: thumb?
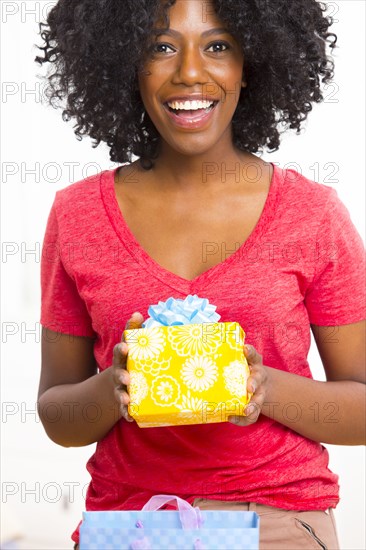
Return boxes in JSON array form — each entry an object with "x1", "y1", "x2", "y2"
[
  {"x1": 122, "y1": 312, "x2": 145, "y2": 343},
  {"x1": 126, "y1": 311, "x2": 145, "y2": 329}
]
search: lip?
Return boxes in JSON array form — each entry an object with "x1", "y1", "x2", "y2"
[{"x1": 163, "y1": 101, "x2": 219, "y2": 130}]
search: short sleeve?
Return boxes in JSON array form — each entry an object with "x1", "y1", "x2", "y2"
[
  {"x1": 305, "y1": 189, "x2": 365, "y2": 325},
  {"x1": 40, "y1": 198, "x2": 96, "y2": 338}
]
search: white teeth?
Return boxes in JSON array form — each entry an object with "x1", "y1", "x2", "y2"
[{"x1": 167, "y1": 99, "x2": 215, "y2": 111}]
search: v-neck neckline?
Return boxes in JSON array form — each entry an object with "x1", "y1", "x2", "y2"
[{"x1": 100, "y1": 162, "x2": 282, "y2": 294}]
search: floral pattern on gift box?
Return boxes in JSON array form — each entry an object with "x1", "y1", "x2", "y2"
[
  {"x1": 168, "y1": 325, "x2": 220, "y2": 356},
  {"x1": 176, "y1": 396, "x2": 220, "y2": 425},
  {"x1": 127, "y1": 328, "x2": 166, "y2": 361},
  {"x1": 151, "y1": 376, "x2": 181, "y2": 406},
  {"x1": 177, "y1": 391, "x2": 204, "y2": 413},
  {"x1": 223, "y1": 361, "x2": 249, "y2": 397},
  {"x1": 129, "y1": 371, "x2": 149, "y2": 405},
  {"x1": 225, "y1": 325, "x2": 245, "y2": 351},
  {"x1": 181, "y1": 356, "x2": 218, "y2": 392},
  {"x1": 175, "y1": 395, "x2": 204, "y2": 425},
  {"x1": 136, "y1": 357, "x2": 171, "y2": 376},
  {"x1": 124, "y1": 320, "x2": 251, "y2": 428},
  {"x1": 176, "y1": 400, "x2": 244, "y2": 426}
]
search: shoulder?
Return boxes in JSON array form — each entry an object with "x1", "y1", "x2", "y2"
[
  {"x1": 277, "y1": 166, "x2": 336, "y2": 204},
  {"x1": 273, "y1": 167, "x2": 364, "y2": 256},
  {"x1": 274, "y1": 166, "x2": 342, "y2": 222},
  {"x1": 53, "y1": 168, "x2": 118, "y2": 212},
  {"x1": 50, "y1": 168, "x2": 116, "y2": 236}
]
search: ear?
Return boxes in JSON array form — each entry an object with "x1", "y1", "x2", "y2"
[{"x1": 241, "y1": 65, "x2": 247, "y2": 88}]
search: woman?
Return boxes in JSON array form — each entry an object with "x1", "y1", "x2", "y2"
[{"x1": 35, "y1": 1, "x2": 365, "y2": 548}]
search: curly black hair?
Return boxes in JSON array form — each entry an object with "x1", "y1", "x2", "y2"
[{"x1": 35, "y1": 0, "x2": 337, "y2": 170}]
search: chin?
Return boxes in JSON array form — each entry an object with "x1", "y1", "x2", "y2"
[{"x1": 163, "y1": 134, "x2": 224, "y2": 158}]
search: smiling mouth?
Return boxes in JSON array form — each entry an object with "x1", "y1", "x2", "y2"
[{"x1": 164, "y1": 100, "x2": 218, "y2": 118}]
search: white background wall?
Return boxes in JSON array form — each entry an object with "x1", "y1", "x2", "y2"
[{"x1": 1, "y1": 1, "x2": 365, "y2": 549}]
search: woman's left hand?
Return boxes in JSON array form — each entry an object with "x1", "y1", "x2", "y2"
[{"x1": 228, "y1": 344, "x2": 270, "y2": 426}]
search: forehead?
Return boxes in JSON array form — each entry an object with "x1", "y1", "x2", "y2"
[{"x1": 155, "y1": 0, "x2": 225, "y2": 31}]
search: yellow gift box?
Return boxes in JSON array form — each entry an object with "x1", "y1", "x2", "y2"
[{"x1": 124, "y1": 321, "x2": 251, "y2": 428}]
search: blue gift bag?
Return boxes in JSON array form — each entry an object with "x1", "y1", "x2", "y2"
[{"x1": 80, "y1": 495, "x2": 260, "y2": 550}]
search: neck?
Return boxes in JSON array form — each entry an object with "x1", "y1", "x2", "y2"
[{"x1": 147, "y1": 136, "x2": 253, "y2": 194}]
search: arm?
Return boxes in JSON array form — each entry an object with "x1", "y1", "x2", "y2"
[
  {"x1": 230, "y1": 321, "x2": 366, "y2": 445},
  {"x1": 37, "y1": 314, "x2": 142, "y2": 448}
]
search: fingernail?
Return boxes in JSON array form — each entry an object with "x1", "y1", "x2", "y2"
[
  {"x1": 245, "y1": 405, "x2": 255, "y2": 416},
  {"x1": 228, "y1": 416, "x2": 239, "y2": 425}
]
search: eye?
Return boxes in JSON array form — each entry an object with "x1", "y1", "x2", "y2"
[
  {"x1": 151, "y1": 42, "x2": 175, "y2": 54},
  {"x1": 206, "y1": 41, "x2": 231, "y2": 53}
]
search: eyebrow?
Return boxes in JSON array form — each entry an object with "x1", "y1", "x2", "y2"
[{"x1": 153, "y1": 27, "x2": 231, "y2": 39}]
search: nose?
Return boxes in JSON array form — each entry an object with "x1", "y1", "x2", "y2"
[{"x1": 172, "y1": 45, "x2": 208, "y2": 86}]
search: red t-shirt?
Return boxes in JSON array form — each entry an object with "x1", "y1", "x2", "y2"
[{"x1": 40, "y1": 165, "x2": 365, "y2": 545}]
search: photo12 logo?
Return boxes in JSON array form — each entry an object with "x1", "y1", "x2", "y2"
[{"x1": 1, "y1": 2, "x2": 56, "y2": 24}]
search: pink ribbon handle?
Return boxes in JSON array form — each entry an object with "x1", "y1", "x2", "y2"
[
  {"x1": 141, "y1": 495, "x2": 203, "y2": 530},
  {"x1": 130, "y1": 536, "x2": 151, "y2": 550}
]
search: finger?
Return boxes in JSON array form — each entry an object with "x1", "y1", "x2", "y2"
[
  {"x1": 117, "y1": 368, "x2": 130, "y2": 387},
  {"x1": 228, "y1": 406, "x2": 259, "y2": 426},
  {"x1": 244, "y1": 400, "x2": 261, "y2": 420},
  {"x1": 116, "y1": 393, "x2": 135, "y2": 423},
  {"x1": 246, "y1": 368, "x2": 264, "y2": 394},
  {"x1": 228, "y1": 414, "x2": 251, "y2": 426},
  {"x1": 123, "y1": 411, "x2": 135, "y2": 423},
  {"x1": 122, "y1": 312, "x2": 145, "y2": 343},
  {"x1": 247, "y1": 375, "x2": 257, "y2": 394},
  {"x1": 112, "y1": 341, "x2": 128, "y2": 368},
  {"x1": 119, "y1": 393, "x2": 135, "y2": 423},
  {"x1": 126, "y1": 312, "x2": 145, "y2": 331},
  {"x1": 244, "y1": 344, "x2": 262, "y2": 366},
  {"x1": 228, "y1": 395, "x2": 264, "y2": 426},
  {"x1": 123, "y1": 408, "x2": 135, "y2": 423},
  {"x1": 117, "y1": 388, "x2": 130, "y2": 406}
]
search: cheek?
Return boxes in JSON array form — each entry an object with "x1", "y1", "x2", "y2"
[
  {"x1": 138, "y1": 70, "x2": 166, "y2": 109},
  {"x1": 137, "y1": 84, "x2": 157, "y2": 120},
  {"x1": 208, "y1": 66, "x2": 244, "y2": 103}
]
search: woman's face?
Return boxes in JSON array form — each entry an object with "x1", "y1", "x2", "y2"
[{"x1": 138, "y1": 0, "x2": 245, "y2": 158}]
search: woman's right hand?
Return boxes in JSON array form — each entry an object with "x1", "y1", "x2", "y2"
[{"x1": 111, "y1": 312, "x2": 144, "y2": 422}]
